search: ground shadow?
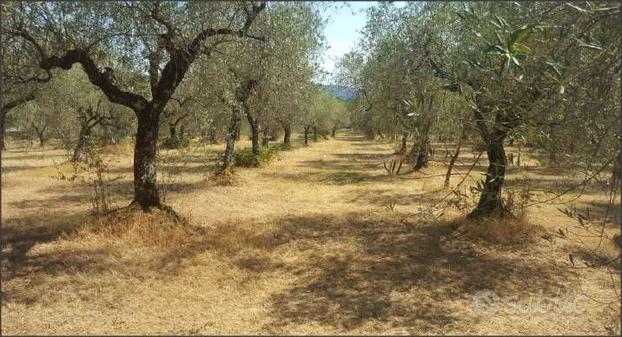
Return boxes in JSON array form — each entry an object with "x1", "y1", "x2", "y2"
[{"x1": 261, "y1": 212, "x2": 575, "y2": 332}]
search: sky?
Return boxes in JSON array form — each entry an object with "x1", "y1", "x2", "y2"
[{"x1": 319, "y1": 1, "x2": 406, "y2": 84}]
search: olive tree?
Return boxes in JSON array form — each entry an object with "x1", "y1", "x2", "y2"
[{"x1": 6, "y1": 1, "x2": 267, "y2": 210}]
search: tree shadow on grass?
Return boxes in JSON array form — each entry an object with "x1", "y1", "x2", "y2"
[
  {"x1": 1, "y1": 211, "x2": 90, "y2": 279},
  {"x1": 9, "y1": 177, "x2": 212, "y2": 212},
  {"x1": 299, "y1": 158, "x2": 384, "y2": 172},
  {"x1": 262, "y1": 212, "x2": 576, "y2": 333},
  {"x1": 260, "y1": 170, "x2": 389, "y2": 186},
  {"x1": 345, "y1": 188, "x2": 445, "y2": 208}
]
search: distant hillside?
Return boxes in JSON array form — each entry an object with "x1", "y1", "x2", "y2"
[{"x1": 318, "y1": 84, "x2": 359, "y2": 102}]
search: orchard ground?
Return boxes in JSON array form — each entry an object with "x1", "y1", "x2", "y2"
[{"x1": 1, "y1": 132, "x2": 620, "y2": 335}]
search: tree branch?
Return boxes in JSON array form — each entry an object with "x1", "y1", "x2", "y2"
[
  {"x1": 39, "y1": 49, "x2": 149, "y2": 112},
  {"x1": 2, "y1": 91, "x2": 36, "y2": 112}
]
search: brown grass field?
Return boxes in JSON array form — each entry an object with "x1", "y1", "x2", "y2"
[{"x1": 1, "y1": 132, "x2": 620, "y2": 335}]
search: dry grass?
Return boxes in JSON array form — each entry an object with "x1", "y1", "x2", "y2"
[
  {"x1": 68, "y1": 207, "x2": 196, "y2": 247},
  {"x1": 454, "y1": 216, "x2": 545, "y2": 245},
  {"x1": 1, "y1": 133, "x2": 620, "y2": 335}
]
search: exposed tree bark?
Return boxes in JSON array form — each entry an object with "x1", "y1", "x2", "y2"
[
  {"x1": 219, "y1": 76, "x2": 257, "y2": 172},
  {"x1": 411, "y1": 119, "x2": 432, "y2": 171},
  {"x1": 303, "y1": 126, "x2": 310, "y2": 145},
  {"x1": 470, "y1": 133, "x2": 508, "y2": 218},
  {"x1": 331, "y1": 127, "x2": 337, "y2": 138},
  {"x1": 283, "y1": 124, "x2": 292, "y2": 147},
  {"x1": 221, "y1": 104, "x2": 242, "y2": 173},
  {"x1": 243, "y1": 94, "x2": 260, "y2": 155},
  {"x1": 413, "y1": 137, "x2": 430, "y2": 170},
  {"x1": 467, "y1": 95, "x2": 521, "y2": 218},
  {"x1": 313, "y1": 127, "x2": 318, "y2": 142},
  {"x1": 132, "y1": 109, "x2": 161, "y2": 209}
]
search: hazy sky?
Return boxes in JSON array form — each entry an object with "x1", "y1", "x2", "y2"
[{"x1": 320, "y1": 1, "x2": 406, "y2": 83}]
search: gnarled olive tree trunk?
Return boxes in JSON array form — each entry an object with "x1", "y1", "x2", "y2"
[
  {"x1": 467, "y1": 97, "x2": 519, "y2": 218},
  {"x1": 283, "y1": 124, "x2": 292, "y2": 147},
  {"x1": 469, "y1": 132, "x2": 508, "y2": 218},
  {"x1": 413, "y1": 137, "x2": 430, "y2": 170},
  {"x1": 132, "y1": 109, "x2": 161, "y2": 209},
  {"x1": 72, "y1": 128, "x2": 90, "y2": 162},
  {"x1": 221, "y1": 105, "x2": 242, "y2": 173},
  {"x1": 410, "y1": 121, "x2": 431, "y2": 171}
]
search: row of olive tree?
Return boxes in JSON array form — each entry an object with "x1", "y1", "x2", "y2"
[
  {"x1": 3, "y1": 1, "x2": 341, "y2": 212},
  {"x1": 5, "y1": 1, "x2": 272, "y2": 210},
  {"x1": 338, "y1": 1, "x2": 620, "y2": 218}
]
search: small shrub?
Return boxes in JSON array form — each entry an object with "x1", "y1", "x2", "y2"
[
  {"x1": 55, "y1": 146, "x2": 122, "y2": 215},
  {"x1": 234, "y1": 146, "x2": 281, "y2": 167},
  {"x1": 274, "y1": 142, "x2": 298, "y2": 151},
  {"x1": 162, "y1": 135, "x2": 190, "y2": 149},
  {"x1": 234, "y1": 147, "x2": 260, "y2": 167}
]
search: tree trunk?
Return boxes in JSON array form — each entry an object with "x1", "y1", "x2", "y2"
[
  {"x1": 38, "y1": 131, "x2": 46, "y2": 147},
  {"x1": 283, "y1": 124, "x2": 291, "y2": 147},
  {"x1": 245, "y1": 112, "x2": 260, "y2": 155},
  {"x1": 444, "y1": 128, "x2": 466, "y2": 189},
  {"x1": 0, "y1": 111, "x2": 6, "y2": 151},
  {"x1": 413, "y1": 137, "x2": 430, "y2": 170},
  {"x1": 612, "y1": 149, "x2": 621, "y2": 186},
  {"x1": 332, "y1": 127, "x2": 337, "y2": 138},
  {"x1": 132, "y1": 111, "x2": 161, "y2": 210},
  {"x1": 304, "y1": 126, "x2": 310, "y2": 145},
  {"x1": 250, "y1": 122, "x2": 260, "y2": 155},
  {"x1": 221, "y1": 105, "x2": 241, "y2": 173},
  {"x1": 261, "y1": 127, "x2": 270, "y2": 147},
  {"x1": 169, "y1": 123, "x2": 177, "y2": 138},
  {"x1": 365, "y1": 128, "x2": 375, "y2": 140},
  {"x1": 313, "y1": 127, "x2": 317, "y2": 142},
  {"x1": 413, "y1": 118, "x2": 432, "y2": 170},
  {"x1": 72, "y1": 128, "x2": 89, "y2": 162},
  {"x1": 469, "y1": 132, "x2": 508, "y2": 218}
]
